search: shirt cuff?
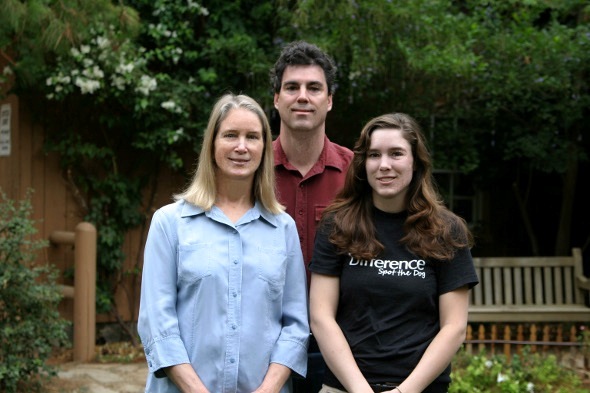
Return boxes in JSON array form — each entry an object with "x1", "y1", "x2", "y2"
[{"x1": 143, "y1": 334, "x2": 190, "y2": 377}]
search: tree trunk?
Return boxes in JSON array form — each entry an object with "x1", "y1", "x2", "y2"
[
  {"x1": 512, "y1": 182, "x2": 539, "y2": 256},
  {"x1": 555, "y1": 144, "x2": 578, "y2": 256}
]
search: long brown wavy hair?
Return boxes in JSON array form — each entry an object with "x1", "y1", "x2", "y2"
[{"x1": 322, "y1": 113, "x2": 473, "y2": 261}]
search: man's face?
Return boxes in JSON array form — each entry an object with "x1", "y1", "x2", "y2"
[{"x1": 274, "y1": 65, "x2": 333, "y2": 134}]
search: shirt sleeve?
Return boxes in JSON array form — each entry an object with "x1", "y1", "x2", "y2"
[
  {"x1": 436, "y1": 245, "x2": 479, "y2": 295},
  {"x1": 308, "y1": 217, "x2": 343, "y2": 276},
  {"x1": 137, "y1": 207, "x2": 191, "y2": 377},
  {"x1": 270, "y1": 218, "x2": 310, "y2": 377}
]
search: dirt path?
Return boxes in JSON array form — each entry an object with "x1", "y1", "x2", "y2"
[{"x1": 45, "y1": 362, "x2": 148, "y2": 393}]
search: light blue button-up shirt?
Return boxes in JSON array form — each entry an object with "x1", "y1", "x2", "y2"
[{"x1": 138, "y1": 199, "x2": 309, "y2": 393}]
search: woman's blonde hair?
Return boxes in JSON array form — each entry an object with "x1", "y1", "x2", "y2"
[{"x1": 175, "y1": 93, "x2": 283, "y2": 214}]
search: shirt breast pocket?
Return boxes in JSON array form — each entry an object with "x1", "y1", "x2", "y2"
[
  {"x1": 257, "y1": 247, "x2": 287, "y2": 300},
  {"x1": 178, "y1": 242, "x2": 212, "y2": 283},
  {"x1": 315, "y1": 205, "x2": 327, "y2": 223}
]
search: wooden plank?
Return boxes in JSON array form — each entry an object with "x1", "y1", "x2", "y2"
[
  {"x1": 544, "y1": 266, "x2": 553, "y2": 304},
  {"x1": 564, "y1": 266, "x2": 575, "y2": 304},
  {"x1": 554, "y1": 267, "x2": 564, "y2": 304},
  {"x1": 493, "y1": 267, "x2": 502, "y2": 304},
  {"x1": 473, "y1": 257, "x2": 575, "y2": 268},
  {"x1": 573, "y1": 248, "x2": 585, "y2": 304},
  {"x1": 503, "y1": 267, "x2": 513, "y2": 305},
  {"x1": 514, "y1": 268, "x2": 523, "y2": 305},
  {"x1": 483, "y1": 267, "x2": 493, "y2": 306},
  {"x1": 468, "y1": 306, "x2": 590, "y2": 323},
  {"x1": 524, "y1": 267, "x2": 533, "y2": 304},
  {"x1": 534, "y1": 267, "x2": 543, "y2": 305}
]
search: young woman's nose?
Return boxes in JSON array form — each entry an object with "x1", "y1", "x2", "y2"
[{"x1": 379, "y1": 156, "x2": 392, "y2": 170}]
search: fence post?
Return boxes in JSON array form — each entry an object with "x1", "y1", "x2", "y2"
[{"x1": 72, "y1": 222, "x2": 97, "y2": 362}]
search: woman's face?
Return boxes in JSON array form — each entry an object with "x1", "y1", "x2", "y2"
[
  {"x1": 365, "y1": 128, "x2": 414, "y2": 213},
  {"x1": 214, "y1": 108, "x2": 264, "y2": 183}
]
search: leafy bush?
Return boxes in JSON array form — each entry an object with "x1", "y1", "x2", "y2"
[
  {"x1": 450, "y1": 347, "x2": 586, "y2": 393},
  {"x1": 0, "y1": 190, "x2": 70, "y2": 392}
]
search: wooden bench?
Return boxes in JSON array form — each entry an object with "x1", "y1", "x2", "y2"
[{"x1": 469, "y1": 248, "x2": 590, "y2": 323}]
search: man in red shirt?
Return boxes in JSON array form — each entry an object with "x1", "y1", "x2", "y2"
[{"x1": 270, "y1": 41, "x2": 353, "y2": 393}]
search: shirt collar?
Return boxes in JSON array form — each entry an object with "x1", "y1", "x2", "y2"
[
  {"x1": 179, "y1": 199, "x2": 278, "y2": 227},
  {"x1": 273, "y1": 134, "x2": 348, "y2": 172}
]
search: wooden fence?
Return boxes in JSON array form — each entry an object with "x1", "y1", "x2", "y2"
[
  {"x1": 465, "y1": 322, "x2": 589, "y2": 369},
  {"x1": 0, "y1": 91, "x2": 184, "y2": 326},
  {"x1": 50, "y1": 222, "x2": 97, "y2": 362}
]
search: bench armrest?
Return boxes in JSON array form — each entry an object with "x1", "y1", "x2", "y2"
[{"x1": 577, "y1": 274, "x2": 590, "y2": 291}]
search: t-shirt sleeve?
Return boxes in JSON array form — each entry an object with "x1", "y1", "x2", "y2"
[
  {"x1": 308, "y1": 218, "x2": 343, "y2": 276},
  {"x1": 436, "y1": 246, "x2": 479, "y2": 295}
]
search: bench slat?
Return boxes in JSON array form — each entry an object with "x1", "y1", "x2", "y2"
[
  {"x1": 534, "y1": 267, "x2": 543, "y2": 305},
  {"x1": 524, "y1": 267, "x2": 533, "y2": 304},
  {"x1": 494, "y1": 267, "x2": 502, "y2": 304},
  {"x1": 544, "y1": 266, "x2": 553, "y2": 304},
  {"x1": 554, "y1": 267, "x2": 563, "y2": 304},
  {"x1": 483, "y1": 267, "x2": 493, "y2": 306},
  {"x1": 514, "y1": 268, "x2": 523, "y2": 305}
]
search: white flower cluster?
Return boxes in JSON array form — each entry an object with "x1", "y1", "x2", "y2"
[
  {"x1": 496, "y1": 371, "x2": 535, "y2": 392},
  {"x1": 160, "y1": 100, "x2": 183, "y2": 114},
  {"x1": 169, "y1": 127, "x2": 184, "y2": 143},
  {"x1": 187, "y1": 0, "x2": 209, "y2": 15},
  {"x1": 136, "y1": 75, "x2": 158, "y2": 96},
  {"x1": 46, "y1": 29, "x2": 157, "y2": 99}
]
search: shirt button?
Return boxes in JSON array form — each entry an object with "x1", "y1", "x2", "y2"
[
  {"x1": 233, "y1": 292, "x2": 237, "y2": 297},
  {"x1": 298, "y1": 210, "x2": 303, "y2": 215},
  {"x1": 233, "y1": 260, "x2": 238, "y2": 264},
  {"x1": 232, "y1": 324, "x2": 237, "y2": 330},
  {"x1": 230, "y1": 358, "x2": 235, "y2": 363}
]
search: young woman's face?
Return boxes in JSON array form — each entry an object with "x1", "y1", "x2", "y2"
[
  {"x1": 365, "y1": 128, "x2": 414, "y2": 213},
  {"x1": 214, "y1": 108, "x2": 264, "y2": 183}
]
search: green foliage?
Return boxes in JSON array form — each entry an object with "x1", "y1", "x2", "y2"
[
  {"x1": 450, "y1": 348, "x2": 586, "y2": 393},
  {"x1": 0, "y1": 0, "x2": 140, "y2": 90},
  {"x1": 2, "y1": 0, "x2": 289, "y2": 321},
  {"x1": 0, "y1": 190, "x2": 70, "y2": 393}
]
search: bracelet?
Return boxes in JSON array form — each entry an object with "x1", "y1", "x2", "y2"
[{"x1": 394, "y1": 388, "x2": 402, "y2": 393}]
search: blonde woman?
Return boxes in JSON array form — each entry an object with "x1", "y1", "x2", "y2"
[{"x1": 139, "y1": 93, "x2": 309, "y2": 393}]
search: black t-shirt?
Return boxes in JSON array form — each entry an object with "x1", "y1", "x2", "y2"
[{"x1": 309, "y1": 208, "x2": 479, "y2": 389}]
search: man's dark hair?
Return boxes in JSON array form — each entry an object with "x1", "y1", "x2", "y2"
[{"x1": 270, "y1": 41, "x2": 337, "y2": 95}]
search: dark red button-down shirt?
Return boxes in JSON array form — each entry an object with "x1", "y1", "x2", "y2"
[{"x1": 273, "y1": 135, "x2": 353, "y2": 286}]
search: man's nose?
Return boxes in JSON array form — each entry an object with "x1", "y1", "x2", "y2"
[{"x1": 296, "y1": 87, "x2": 309, "y2": 102}]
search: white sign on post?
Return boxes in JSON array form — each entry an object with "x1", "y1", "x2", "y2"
[{"x1": 0, "y1": 103, "x2": 11, "y2": 156}]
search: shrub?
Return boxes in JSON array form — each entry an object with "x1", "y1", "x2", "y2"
[
  {"x1": 450, "y1": 347, "x2": 586, "y2": 393},
  {"x1": 0, "y1": 190, "x2": 70, "y2": 392}
]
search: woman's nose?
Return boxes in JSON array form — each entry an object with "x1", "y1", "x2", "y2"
[{"x1": 235, "y1": 137, "x2": 247, "y2": 152}]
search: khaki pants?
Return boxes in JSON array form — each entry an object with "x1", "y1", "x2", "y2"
[{"x1": 319, "y1": 385, "x2": 348, "y2": 393}]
